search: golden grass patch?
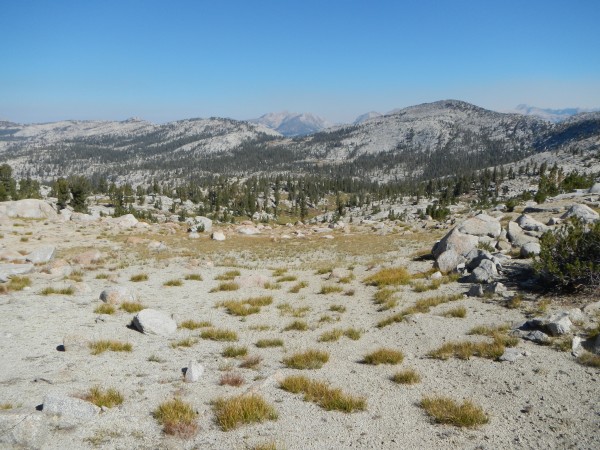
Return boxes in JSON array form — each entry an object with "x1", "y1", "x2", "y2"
[
  {"x1": 201, "y1": 328, "x2": 238, "y2": 342},
  {"x1": 420, "y1": 396, "x2": 489, "y2": 427},
  {"x1": 213, "y1": 394, "x2": 277, "y2": 431},
  {"x1": 179, "y1": 319, "x2": 212, "y2": 330},
  {"x1": 280, "y1": 375, "x2": 366, "y2": 413},
  {"x1": 89, "y1": 340, "x2": 132, "y2": 355},
  {"x1": 120, "y1": 302, "x2": 145, "y2": 313},
  {"x1": 364, "y1": 267, "x2": 411, "y2": 287},
  {"x1": 283, "y1": 349, "x2": 329, "y2": 369},
  {"x1": 222, "y1": 345, "x2": 248, "y2": 358},
  {"x1": 154, "y1": 398, "x2": 198, "y2": 438},
  {"x1": 363, "y1": 348, "x2": 404, "y2": 365},
  {"x1": 82, "y1": 386, "x2": 124, "y2": 408},
  {"x1": 283, "y1": 320, "x2": 308, "y2": 331},
  {"x1": 391, "y1": 369, "x2": 421, "y2": 385},
  {"x1": 94, "y1": 303, "x2": 116, "y2": 315}
]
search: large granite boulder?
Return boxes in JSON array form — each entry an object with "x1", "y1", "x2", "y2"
[
  {"x1": 0, "y1": 199, "x2": 57, "y2": 220},
  {"x1": 458, "y1": 214, "x2": 501, "y2": 238}
]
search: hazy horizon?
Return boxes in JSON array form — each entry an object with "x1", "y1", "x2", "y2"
[{"x1": 2, "y1": 0, "x2": 599, "y2": 124}]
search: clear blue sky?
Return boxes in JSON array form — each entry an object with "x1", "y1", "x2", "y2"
[{"x1": 1, "y1": 0, "x2": 599, "y2": 124}]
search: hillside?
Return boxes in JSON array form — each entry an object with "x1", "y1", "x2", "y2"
[{"x1": 1, "y1": 100, "x2": 599, "y2": 185}]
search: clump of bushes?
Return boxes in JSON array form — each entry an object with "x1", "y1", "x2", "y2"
[{"x1": 534, "y1": 218, "x2": 600, "y2": 292}]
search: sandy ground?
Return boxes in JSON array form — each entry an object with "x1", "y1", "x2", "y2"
[{"x1": 0, "y1": 215, "x2": 598, "y2": 450}]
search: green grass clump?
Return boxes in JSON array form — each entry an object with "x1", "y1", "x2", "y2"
[
  {"x1": 289, "y1": 281, "x2": 308, "y2": 293},
  {"x1": 222, "y1": 345, "x2": 248, "y2": 358},
  {"x1": 373, "y1": 288, "x2": 397, "y2": 310},
  {"x1": 40, "y1": 286, "x2": 75, "y2": 296},
  {"x1": 154, "y1": 398, "x2": 198, "y2": 438},
  {"x1": 255, "y1": 338, "x2": 284, "y2": 348},
  {"x1": 89, "y1": 340, "x2": 132, "y2": 355},
  {"x1": 283, "y1": 320, "x2": 308, "y2": 331},
  {"x1": 82, "y1": 386, "x2": 124, "y2": 408},
  {"x1": 443, "y1": 306, "x2": 467, "y2": 318},
  {"x1": 179, "y1": 319, "x2": 212, "y2": 330},
  {"x1": 210, "y1": 282, "x2": 240, "y2": 292},
  {"x1": 283, "y1": 349, "x2": 329, "y2": 369},
  {"x1": 344, "y1": 328, "x2": 362, "y2": 340},
  {"x1": 319, "y1": 284, "x2": 343, "y2": 294},
  {"x1": 428, "y1": 338, "x2": 512, "y2": 361},
  {"x1": 201, "y1": 328, "x2": 238, "y2": 341},
  {"x1": 163, "y1": 279, "x2": 183, "y2": 287},
  {"x1": 280, "y1": 375, "x2": 366, "y2": 413},
  {"x1": 184, "y1": 274, "x2": 203, "y2": 281},
  {"x1": 263, "y1": 281, "x2": 281, "y2": 290},
  {"x1": 363, "y1": 348, "x2": 404, "y2": 365},
  {"x1": 391, "y1": 369, "x2": 421, "y2": 385},
  {"x1": 364, "y1": 267, "x2": 411, "y2": 287},
  {"x1": 95, "y1": 273, "x2": 110, "y2": 279},
  {"x1": 272, "y1": 268, "x2": 288, "y2": 277},
  {"x1": 130, "y1": 273, "x2": 148, "y2": 282},
  {"x1": 215, "y1": 270, "x2": 241, "y2": 281},
  {"x1": 120, "y1": 302, "x2": 145, "y2": 313},
  {"x1": 315, "y1": 266, "x2": 333, "y2": 275},
  {"x1": 377, "y1": 312, "x2": 406, "y2": 328},
  {"x1": 94, "y1": 303, "x2": 116, "y2": 315},
  {"x1": 213, "y1": 394, "x2": 278, "y2": 431},
  {"x1": 170, "y1": 338, "x2": 198, "y2": 348},
  {"x1": 420, "y1": 396, "x2": 489, "y2": 427}
]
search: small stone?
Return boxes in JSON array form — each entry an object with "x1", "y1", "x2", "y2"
[
  {"x1": 523, "y1": 330, "x2": 550, "y2": 345},
  {"x1": 546, "y1": 313, "x2": 572, "y2": 336},
  {"x1": 499, "y1": 347, "x2": 523, "y2": 362},
  {"x1": 467, "y1": 284, "x2": 484, "y2": 297},
  {"x1": 184, "y1": 361, "x2": 204, "y2": 382},
  {"x1": 211, "y1": 231, "x2": 226, "y2": 241},
  {"x1": 43, "y1": 393, "x2": 99, "y2": 427},
  {"x1": 25, "y1": 245, "x2": 56, "y2": 264},
  {"x1": 561, "y1": 204, "x2": 599, "y2": 223},
  {"x1": 188, "y1": 232, "x2": 200, "y2": 239},
  {"x1": 520, "y1": 242, "x2": 541, "y2": 257},
  {"x1": 430, "y1": 271, "x2": 443, "y2": 280},
  {"x1": 99, "y1": 286, "x2": 135, "y2": 305}
]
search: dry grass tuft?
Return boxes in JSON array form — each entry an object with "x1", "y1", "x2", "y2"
[
  {"x1": 163, "y1": 279, "x2": 183, "y2": 287},
  {"x1": 442, "y1": 306, "x2": 467, "y2": 318},
  {"x1": 420, "y1": 396, "x2": 489, "y2": 427},
  {"x1": 283, "y1": 320, "x2": 308, "y2": 331},
  {"x1": 154, "y1": 398, "x2": 198, "y2": 438},
  {"x1": 213, "y1": 394, "x2": 277, "y2": 431},
  {"x1": 255, "y1": 338, "x2": 284, "y2": 348},
  {"x1": 344, "y1": 327, "x2": 362, "y2": 340},
  {"x1": 82, "y1": 386, "x2": 124, "y2": 408},
  {"x1": 184, "y1": 273, "x2": 203, "y2": 281},
  {"x1": 179, "y1": 319, "x2": 212, "y2": 330},
  {"x1": 222, "y1": 345, "x2": 248, "y2": 358},
  {"x1": 364, "y1": 267, "x2": 411, "y2": 287},
  {"x1": 171, "y1": 338, "x2": 198, "y2": 348},
  {"x1": 120, "y1": 302, "x2": 145, "y2": 313},
  {"x1": 289, "y1": 281, "x2": 308, "y2": 293},
  {"x1": 201, "y1": 328, "x2": 238, "y2": 341},
  {"x1": 319, "y1": 284, "x2": 343, "y2": 294},
  {"x1": 373, "y1": 288, "x2": 398, "y2": 310},
  {"x1": 94, "y1": 303, "x2": 116, "y2": 315},
  {"x1": 7, "y1": 276, "x2": 31, "y2": 291},
  {"x1": 378, "y1": 293, "x2": 462, "y2": 328},
  {"x1": 215, "y1": 270, "x2": 241, "y2": 281},
  {"x1": 318, "y1": 328, "x2": 344, "y2": 342},
  {"x1": 577, "y1": 352, "x2": 600, "y2": 368},
  {"x1": 280, "y1": 375, "x2": 366, "y2": 413},
  {"x1": 250, "y1": 441, "x2": 278, "y2": 450},
  {"x1": 276, "y1": 275, "x2": 297, "y2": 283},
  {"x1": 220, "y1": 296, "x2": 273, "y2": 316},
  {"x1": 329, "y1": 304, "x2": 346, "y2": 313},
  {"x1": 40, "y1": 286, "x2": 75, "y2": 295},
  {"x1": 283, "y1": 349, "x2": 329, "y2": 369},
  {"x1": 210, "y1": 282, "x2": 240, "y2": 292},
  {"x1": 89, "y1": 340, "x2": 132, "y2": 355},
  {"x1": 363, "y1": 348, "x2": 404, "y2": 365},
  {"x1": 391, "y1": 369, "x2": 421, "y2": 385},
  {"x1": 277, "y1": 303, "x2": 310, "y2": 317},
  {"x1": 95, "y1": 273, "x2": 110, "y2": 279},
  {"x1": 428, "y1": 338, "x2": 510, "y2": 361},
  {"x1": 272, "y1": 268, "x2": 287, "y2": 277},
  {"x1": 239, "y1": 355, "x2": 262, "y2": 369},
  {"x1": 130, "y1": 273, "x2": 148, "y2": 282},
  {"x1": 219, "y1": 372, "x2": 245, "y2": 387}
]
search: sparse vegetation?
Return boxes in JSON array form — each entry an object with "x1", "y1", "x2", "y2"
[
  {"x1": 329, "y1": 304, "x2": 346, "y2": 313},
  {"x1": 154, "y1": 398, "x2": 198, "y2": 438},
  {"x1": 283, "y1": 320, "x2": 308, "y2": 331},
  {"x1": 373, "y1": 288, "x2": 397, "y2": 310},
  {"x1": 40, "y1": 286, "x2": 75, "y2": 295},
  {"x1": 576, "y1": 352, "x2": 600, "y2": 368},
  {"x1": 283, "y1": 349, "x2": 329, "y2": 369},
  {"x1": 255, "y1": 338, "x2": 284, "y2": 348},
  {"x1": 163, "y1": 278, "x2": 183, "y2": 287},
  {"x1": 201, "y1": 328, "x2": 238, "y2": 341},
  {"x1": 363, "y1": 348, "x2": 404, "y2": 365},
  {"x1": 219, "y1": 372, "x2": 245, "y2": 387},
  {"x1": 179, "y1": 319, "x2": 212, "y2": 330},
  {"x1": 318, "y1": 328, "x2": 344, "y2": 342},
  {"x1": 120, "y1": 302, "x2": 145, "y2": 313},
  {"x1": 443, "y1": 306, "x2": 467, "y2": 318},
  {"x1": 211, "y1": 282, "x2": 240, "y2": 292},
  {"x1": 289, "y1": 281, "x2": 308, "y2": 293},
  {"x1": 215, "y1": 270, "x2": 241, "y2": 281},
  {"x1": 171, "y1": 338, "x2": 198, "y2": 348},
  {"x1": 213, "y1": 394, "x2": 278, "y2": 431},
  {"x1": 222, "y1": 345, "x2": 248, "y2": 358},
  {"x1": 277, "y1": 275, "x2": 297, "y2": 282},
  {"x1": 94, "y1": 303, "x2": 116, "y2": 315},
  {"x1": 89, "y1": 340, "x2": 132, "y2": 355},
  {"x1": 378, "y1": 293, "x2": 463, "y2": 328},
  {"x1": 280, "y1": 375, "x2": 366, "y2": 412},
  {"x1": 184, "y1": 273, "x2": 203, "y2": 281},
  {"x1": 7, "y1": 276, "x2": 31, "y2": 291},
  {"x1": 391, "y1": 369, "x2": 421, "y2": 385},
  {"x1": 239, "y1": 354, "x2": 262, "y2": 369},
  {"x1": 82, "y1": 386, "x2": 124, "y2": 408},
  {"x1": 277, "y1": 303, "x2": 310, "y2": 317},
  {"x1": 95, "y1": 273, "x2": 110, "y2": 279},
  {"x1": 130, "y1": 273, "x2": 148, "y2": 282},
  {"x1": 364, "y1": 267, "x2": 411, "y2": 287},
  {"x1": 220, "y1": 296, "x2": 273, "y2": 316},
  {"x1": 420, "y1": 396, "x2": 489, "y2": 427}
]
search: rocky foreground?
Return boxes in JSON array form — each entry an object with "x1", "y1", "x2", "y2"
[{"x1": 0, "y1": 196, "x2": 599, "y2": 450}]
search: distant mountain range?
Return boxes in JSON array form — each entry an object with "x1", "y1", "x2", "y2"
[
  {"x1": 1, "y1": 100, "x2": 599, "y2": 184},
  {"x1": 514, "y1": 104, "x2": 600, "y2": 123},
  {"x1": 250, "y1": 111, "x2": 332, "y2": 137}
]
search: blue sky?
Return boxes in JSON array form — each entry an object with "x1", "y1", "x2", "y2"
[{"x1": 1, "y1": 0, "x2": 599, "y2": 124}]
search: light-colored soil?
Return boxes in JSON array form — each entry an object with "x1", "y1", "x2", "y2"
[{"x1": 0, "y1": 216, "x2": 598, "y2": 450}]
